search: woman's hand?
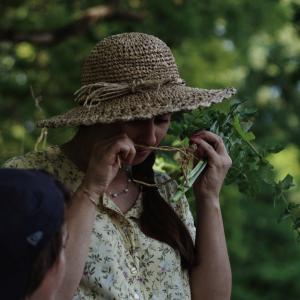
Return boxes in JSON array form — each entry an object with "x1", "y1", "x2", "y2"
[
  {"x1": 189, "y1": 130, "x2": 232, "y2": 201},
  {"x1": 81, "y1": 133, "x2": 136, "y2": 196}
]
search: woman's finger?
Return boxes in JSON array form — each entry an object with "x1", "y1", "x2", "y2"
[
  {"x1": 196, "y1": 139, "x2": 219, "y2": 163},
  {"x1": 196, "y1": 139, "x2": 232, "y2": 171},
  {"x1": 114, "y1": 136, "x2": 136, "y2": 165},
  {"x1": 125, "y1": 144, "x2": 136, "y2": 165},
  {"x1": 190, "y1": 131, "x2": 227, "y2": 155}
]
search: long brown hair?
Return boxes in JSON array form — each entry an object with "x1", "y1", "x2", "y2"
[{"x1": 132, "y1": 151, "x2": 195, "y2": 270}]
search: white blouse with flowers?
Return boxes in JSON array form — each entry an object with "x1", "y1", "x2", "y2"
[{"x1": 4, "y1": 145, "x2": 196, "y2": 300}]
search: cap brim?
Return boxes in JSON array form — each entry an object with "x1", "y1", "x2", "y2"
[{"x1": 37, "y1": 85, "x2": 236, "y2": 128}]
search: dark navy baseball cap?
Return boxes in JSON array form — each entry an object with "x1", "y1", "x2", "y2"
[{"x1": 0, "y1": 169, "x2": 65, "y2": 300}]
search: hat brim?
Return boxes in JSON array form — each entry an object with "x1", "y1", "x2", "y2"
[{"x1": 37, "y1": 85, "x2": 236, "y2": 128}]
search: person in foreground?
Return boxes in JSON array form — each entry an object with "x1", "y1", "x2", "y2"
[
  {"x1": 0, "y1": 169, "x2": 68, "y2": 300},
  {"x1": 4, "y1": 32, "x2": 236, "y2": 299}
]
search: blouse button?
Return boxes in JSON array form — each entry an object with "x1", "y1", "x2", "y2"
[{"x1": 130, "y1": 267, "x2": 138, "y2": 275}]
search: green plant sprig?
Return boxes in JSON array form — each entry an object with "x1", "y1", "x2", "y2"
[
  {"x1": 170, "y1": 107, "x2": 233, "y2": 202},
  {"x1": 163, "y1": 100, "x2": 294, "y2": 235}
]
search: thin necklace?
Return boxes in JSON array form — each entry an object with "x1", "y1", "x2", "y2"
[{"x1": 108, "y1": 166, "x2": 133, "y2": 198}]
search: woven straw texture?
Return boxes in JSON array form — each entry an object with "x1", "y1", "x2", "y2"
[{"x1": 37, "y1": 32, "x2": 236, "y2": 128}]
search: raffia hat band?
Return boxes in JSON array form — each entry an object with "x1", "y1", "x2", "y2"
[{"x1": 74, "y1": 77, "x2": 185, "y2": 108}]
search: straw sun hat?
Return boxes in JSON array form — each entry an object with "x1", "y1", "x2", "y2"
[{"x1": 37, "y1": 32, "x2": 236, "y2": 128}]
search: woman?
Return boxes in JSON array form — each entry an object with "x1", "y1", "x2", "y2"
[{"x1": 5, "y1": 32, "x2": 235, "y2": 299}]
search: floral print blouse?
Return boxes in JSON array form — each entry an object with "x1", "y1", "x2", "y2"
[{"x1": 4, "y1": 146, "x2": 196, "y2": 300}]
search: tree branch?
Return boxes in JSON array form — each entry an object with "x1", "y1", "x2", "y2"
[{"x1": 0, "y1": 5, "x2": 143, "y2": 45}]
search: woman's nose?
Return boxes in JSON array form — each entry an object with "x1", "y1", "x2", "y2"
[{"x1": 140, "y1": 120, "x2": 157, "y2": 146}]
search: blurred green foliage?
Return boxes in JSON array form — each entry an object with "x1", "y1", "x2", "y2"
[{"x1": 1, "y1": 0, "x2": 300, "y2": 299}]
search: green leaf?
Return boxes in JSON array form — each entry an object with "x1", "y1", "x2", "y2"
[
  {"x1": 278, "y1": 174, "x2": 294, "y2": 190},
  {"x1": 233, "y1": 115, "x2": 255, "y2": 142}
]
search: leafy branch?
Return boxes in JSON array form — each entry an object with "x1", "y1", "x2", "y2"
[{"x1": 161, "y1": 100, "x2": 296, "y2": 232}]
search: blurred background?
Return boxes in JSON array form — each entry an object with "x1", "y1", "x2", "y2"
[{"x1": 0, "y1": 0, "x2": 300, "y2": 299}]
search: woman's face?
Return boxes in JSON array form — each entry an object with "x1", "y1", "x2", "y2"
[
  {"x1": 84, "y1": 113, "x2": 172, "y2": 165},
  {"x1": 121, "y1": 112, "x2": 172, "y2": 165}
]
